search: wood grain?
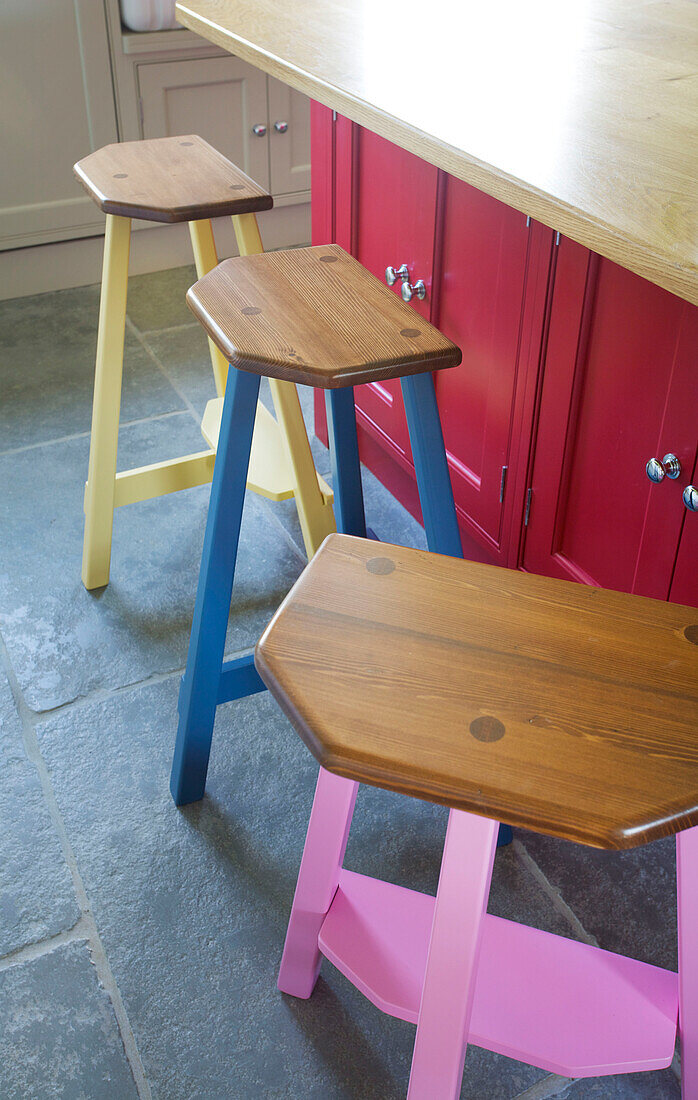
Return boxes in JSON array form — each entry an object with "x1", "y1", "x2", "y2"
[
  {"x1": 74, "y1": 134, "x2": 272, "y2": 223},
  {"x1": 256, "y1": 534, "x2": 698, "y2": 849},
  {"x1": 185, "y1": 244, "x2": 461, "y2": 387},
  {"x1": 176, "y1": 0, "x2": 698, "y2": 306}
]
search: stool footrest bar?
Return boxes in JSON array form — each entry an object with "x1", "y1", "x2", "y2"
[
  {"x1": 217, "y1": 652, "x2": 267, "y2": 704},
  {"x1": 318, "y1": 869, "x2": 678, "y2": 1079},
  {"x1": 108, "y1": 450, "x2": 215, "y2": 509}
]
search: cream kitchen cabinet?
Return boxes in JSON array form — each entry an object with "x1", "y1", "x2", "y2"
[
  {"x1": 137, "y1": 56, "x2": 271, "y2": 193},
  {"x1": 0, "y1": 0, "x2": 310, "y2": 256},
  {"x1": 267, "y1": 77, "x2": 311, "y2": 198},
  {"x1": 135, "y1": 59, "x2": 311, "y2": 204},
  {"x1": 0, "y1": 0, "x2": 118, "y2": 250}
]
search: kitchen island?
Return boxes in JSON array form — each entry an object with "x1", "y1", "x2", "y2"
[{"x1": 176, "y1": 0, "x2": 697, "y2": 605}]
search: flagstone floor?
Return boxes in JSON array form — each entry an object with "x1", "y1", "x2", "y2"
[{"x1": 0, "y1": 268, "x2": 680, "y2": 1099}]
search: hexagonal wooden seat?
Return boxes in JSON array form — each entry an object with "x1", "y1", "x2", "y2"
[
  {"x1": 185, "y1": 244, "x2": 462, "y2": 388},
  {"x1": 74, "y1": 134, "x2": 272, "y2": 223},
  {"x1": 256, "y1": 533, "x2": 698, "y2": 850}
]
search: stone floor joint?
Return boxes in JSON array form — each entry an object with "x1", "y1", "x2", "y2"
[
  {"x1": 512, "y1": 838, "x2": 599, "y2": 948},
  {"x1": 126, "y1": 314, "x2": 204, "y2": 426},
  {"x1": 0, "y1": 915, "x2": 90, "y2": 971},
  {"x1": 513, "y1": 1073, "x2": 576, "y2": 1099}
]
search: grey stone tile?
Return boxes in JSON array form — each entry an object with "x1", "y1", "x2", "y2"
[
  {"x1": 0, "y1": 414, "x2": 304, "y2": 710},
  {"x1": 126, "y1": 264, "x2": 198, "y2": 332},
  {"x1": 565, "y1": 1067, "x2": 680, "y2": 1098},
  {"x1": 361, "y1": 459, "x2": 427, "y2": 549},
  {"x1": 36, "y1": 677, "x2": 556, "y2": 1098},
  {"x1": 143, "y1": 323, "x2": 219, "y2": 415},
  {"x1": 0, "y1": 939, "x2": 138, "y2": 1099},
  {"x1": 0, "y1": 668, "x2": 78, "y2": 957},
  {"x1": 518, "y1": 830, "x2": 677, "y2": 970},
  {"x1": 0, "y1": 284, "x2": 186, "y2": 452}
]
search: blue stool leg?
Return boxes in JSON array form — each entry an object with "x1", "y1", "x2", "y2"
[
  {"x1": 325, "y1": 388, "x2": 367, "y2": 537},
  {"x1": 170, "y1": 367, "x2": 262, "y2": 806},
  {"x1": 401, "y1": 373, "x2": 513, "y2": 847},
  {"x1": 400, "y1": 373, "x2": 462, "y2": 558}
]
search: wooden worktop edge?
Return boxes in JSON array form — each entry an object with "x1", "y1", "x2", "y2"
[{"x1": 177, "y1": 2, "x2": 697, "y2": 307}]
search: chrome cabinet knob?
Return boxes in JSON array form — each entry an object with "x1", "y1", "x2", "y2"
[
  {"x1": 385, "y1": 264, "x2": 409, "y2": 287},
  {"x1": 683, "y1": 485, "x2": 698, "y2": 512},
  {"x1": 646, "y1": 453, "x2": 682, "y2": 482},
  {"x1": 273, "y1": 120, "x2": 288, "y2": 133},
  {"x1": 252, "y1": 123, "x2": 267, "y2": 137},
  {"x1": 401, "y1": 278, "x2": 426, "y2": 302}
]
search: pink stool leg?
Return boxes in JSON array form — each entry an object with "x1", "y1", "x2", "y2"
[
  {"x1": 408, "y1": 809, "x2": 498, "y2": 1100},
  {"x1": 678, "y1": 824, "x2": 698, "y2": 1099},
  {"x1": 278, "y1": 767, "x2": 359, "y2": 998}
]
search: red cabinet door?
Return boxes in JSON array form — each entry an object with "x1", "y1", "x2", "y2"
[
  {"x1": 669, "y1": 454, "x2": 698, "y2": 607},
  {"x1": 310, "y1": 100, "x2": 334, "y2": 247},
  {"x1": 671, "y1": 522, "x2": 698, "y2": 607},
  {"x1": 522, "y1": 238, "x2": 698, "y2": 601},
  {"x1": 337, "y1": 120, "x2": 439, "y2": 467},
  {"x1": 432, "y1": 175, "x2": 534, "y2": 557}
]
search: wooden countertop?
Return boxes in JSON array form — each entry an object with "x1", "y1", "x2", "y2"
[{"x1": 176, "y1": 0, "x2": 698, "y2": 307}]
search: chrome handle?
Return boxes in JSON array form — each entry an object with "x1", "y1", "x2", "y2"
[
  {"x1": 273, "y1": 120, "x2": 288, "y2": 133},
  {"x1": 252, "y1": 123, "x2": 267, "y2": 137},
  {"x1": 646, "y1": 453, "x2": 682, "y2": 483},
  {"x1": 385, "y1": 264, "x2": 409, "y2": 287},
  {"x1": 401, "y1": 278, "x2": 426, "y2": 302},
  {"x1": 683, "y1": 485, "x2": 698, "y2": 512}
]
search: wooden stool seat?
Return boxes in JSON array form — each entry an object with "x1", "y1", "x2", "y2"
[
  {"x1": 74, "y1": 135, "x2": 272, "y2": 223},
  {"x1": 256, "y1": 533, "x2": 698, "y2": 850},
  {"x1": 185, "y1": 245, "x2": 462, "y2": 388}
]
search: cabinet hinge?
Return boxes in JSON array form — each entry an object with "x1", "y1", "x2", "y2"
[
  {"x1": 332, "y1": 109, "x2": 337, "y2": 122},
  {"x1": 524, "y1": 487, "x2": 533, "y2": 526},
  {"x1": 525, "y1": 216, "x2": 531, "y2": 228},
  {"x1": 555, "y1": 230, "x2": 561, "y2": 246},
  {"x1": 499, "y1": 465, "x2": 508, "y2": 503}
]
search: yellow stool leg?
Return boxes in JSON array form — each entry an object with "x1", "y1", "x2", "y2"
[
  {"x1": 232, "y1": 212, "x2": 336, "y2": 557},
  {"x1": 188, "y1": 219, "x2": 228, "y2": 398},
  {"x1": 81, "y1": 214, "x2": 131, "y2": 590},
  {"x1": 268, "y1": 378, "x2": 336, "y2": 555},
  {"x1": 231, "y1": 210, "x2": 265, "y2": 257}
]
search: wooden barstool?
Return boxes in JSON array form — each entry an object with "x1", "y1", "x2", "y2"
[
  {"x1": 74, "y1": 135, "x2": 332, "y2": 589},
  {"x1": 169, "y1": 244, "x2": 484, "y2": 813},
  {"x1": 256, "y1": 533, "x2": 698, "y2": 1098}
]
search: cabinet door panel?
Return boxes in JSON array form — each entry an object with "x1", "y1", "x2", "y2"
[
  {"x1": 138, "y1": 57, "x2": 270, "y2": 192},
  {"x1": 634, "y1": 304, "x2": 698, "y2": 601},
  {"x1": 268, "y1": 78, "x2": 311, "y2": 195},
  {"x1": 433, "y1": 176, "x2": 529, "y2": 552},
  {"x1": 523, "y1": 240, "x2": 697, "y2": 599},
  {"x1": 347, "y1": 125, "x2": 439, "y2": 464}
]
